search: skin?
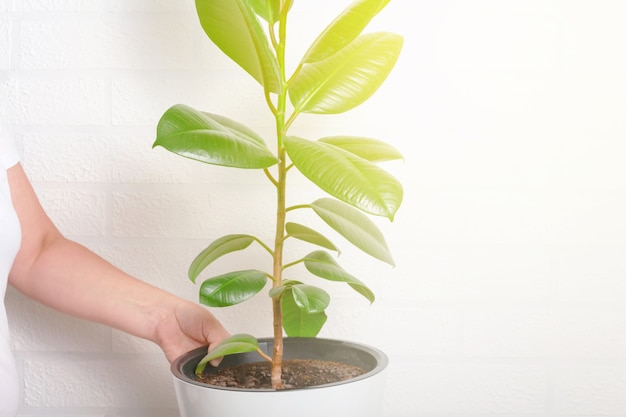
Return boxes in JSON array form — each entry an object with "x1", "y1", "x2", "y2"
[{"x1": 6, "y1": 163, "x2": 229, "y2": 364}]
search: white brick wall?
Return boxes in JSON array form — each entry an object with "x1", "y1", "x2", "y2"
[{"x1": 2, "y1": 1, "x2": 626, "y2": 416}]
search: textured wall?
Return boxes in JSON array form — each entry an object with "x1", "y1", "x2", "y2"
[{"x1": 2, "y1": 1, "x2": 626, "y2": 416}]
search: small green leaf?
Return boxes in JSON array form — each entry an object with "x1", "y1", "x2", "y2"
[
  {"x1": 285, "y1": 222, "x2": 340, "y2": 253},
  {"x1": 195, "y1": 0, "x2": 280, "y2": 91},
  {"x1": 311, "y1": 198, "x2": 395, "y2": 266},
  {"x1": 285, "y1": 136, "x2": 402, "y2": 220},
  {"x1": 195, "y1": 333, "x2": 258, "y2": 376},
  {"x1": 303, "y1": 250, "x2": 375, "y2": 303},
  {"x1": 282, "y1": 290, "x2": 327, "y2": 337},
  {"x1": 319, "y1": 136, "x2": 403, "y2": 163},
  {"x1": 188, "y1": 235, "x2": 257, "y2": 283},
  {"x1": 154, "y1": 104, "x2": 278, "y2": 169},
  {"x1": 290, "y1": 32, "x2": 403, "y2": 114},
  {"x1": 301, "y1": 0, "x2": 390, "y2": 63},
  {"x1": 268, "y1": 279, "x2": 303, "y2": 298},
  {"x1": 199, "y1": 270, "x2": 267, "y2": 307},
  {"x1": 291, "y1": 284, "x2": 331, "y2": 314}
]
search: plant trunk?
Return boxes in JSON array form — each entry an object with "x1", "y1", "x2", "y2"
[
  {"x1": 271, "y1": 147, "x2": 287, "y2": 388},
  {"x1": 270, "y1": 298, "x2": 284, "y2": 388},
  {"x1": 269, "y1": 2, "x2": 291, "y2": 389}
]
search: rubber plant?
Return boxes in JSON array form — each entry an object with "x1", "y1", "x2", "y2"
[{"x1": 153, "y1": 0, "x2": 403, "y2": 389}]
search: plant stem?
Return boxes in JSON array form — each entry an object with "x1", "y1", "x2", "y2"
[
  {"x1": 256, "y1": 347, "x2": 273, "y2": 363},
  {"x1": 270, "y1": 147, "x2": 286, "y2": 389},
  {"x1": 269, "y1": 1, "x2": 291, "y2": 390}
]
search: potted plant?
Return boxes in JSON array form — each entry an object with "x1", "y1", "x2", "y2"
[{"x1": 153, "y1": 0, "x2": 403, "y2": 415}]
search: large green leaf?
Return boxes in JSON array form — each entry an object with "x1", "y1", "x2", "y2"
[
  {"x1": 303, "y1": 250, "x2": 375, "y2": 303},
  {"x1": 301, "y1": 0, "x2": 390, "y2": 63},
  {"x1": 285, "y1": 222, "x2": 340, "y2": 253},
  {"x1": 282, "y1": 290, "x2": 327, "y2": 337},
  {"x1": 290, "y1": 32, "x2": 403, "y2": 114},
  {"x1": 319, "y1": 136, "x2": 403, "y2": 163},
  {"x1": 195, "y1": 0, "x2": 280, "y2": 92},
  {"x1": 188, "y1": 235, "x2": 257, "y2": 283},
  {"x1": 310, "y1": 198, "x2": 394, "y2": 266},
  {"x1": 285, "y1": 136, "x2": 402, "y2": 219},
  {"x1": 199, "y1": 270, "x2": 267, "y2": 307},
  {"x1": 154, "y1": 104, "x2": 278, "y2": 169},
  {"x1": 195, "y1": 333, "x2": 259, "y2": 376}
]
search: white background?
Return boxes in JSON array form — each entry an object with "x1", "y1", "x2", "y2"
[{"x1": 2, "y1": 1, "x2": 626, "y2": 416}]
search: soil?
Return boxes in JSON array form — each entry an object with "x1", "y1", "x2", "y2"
[{"x1": 196, "y1": 359, "x2": 366, "y2": 389}]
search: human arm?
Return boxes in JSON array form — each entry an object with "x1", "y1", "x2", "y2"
[{"x1": 6, "y1": 163, "x2": 229, "y2": 362}]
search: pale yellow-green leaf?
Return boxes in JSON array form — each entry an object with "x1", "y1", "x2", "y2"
[
  {"x1": 285, "y1": 136, "x2": 402, "y2": 219},
  {"x1": 301, "y1": 0, "x2": 390, "y2": 63},
  {"x1": 290, "y1": 32, "x2": 403, "y2": 114},
  {"x1": 319, "y1": 136, "x2": 403, "y2": 163},
  {"x1": 310, "y1": 198, "x2": 395, "y2": 266}
]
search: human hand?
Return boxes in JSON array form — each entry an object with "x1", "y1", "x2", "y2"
[{"x1": 154, "y1": 299, "x2": 230, "y2": 364}]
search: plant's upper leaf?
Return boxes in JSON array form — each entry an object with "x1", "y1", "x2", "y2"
[
  {"x1": 301, "y1": 0, "x2": 390, "y2": 63},
  {"x1": 310, "y1": 198, "x2": 395, "y2": 266},
  {"x1": 195, "y1": 0, "x2": 280, "y2": 92},
  {"x1": 248, "y1": 0, "x2": 280, "y2": 22},
  {"x1": 282, "y1": 290, "x2": 327, "y2": 337},
  {"x1": 154, "y1": 104, "x2": 278, "y2": 169},
  {"x1": 195, "y1": 333, "x2": 259, "y2": 376},
  {"x1": 198, "y1": 270, "x2": 267, "y2": 307},
  {"x1": 285, "y1": 136, "x2": 402, "y2": 220},
  {"x1": 285, "y1": 222, "x2": 340, "y2": 253},
  {"x1": 303, "y1": 250, "x2": 375, "y2": 303},
  {"x1": 188, "y1": 235, "x2": 257, "y2": 283},
  {"x1": 319, "y1": 136, "x2": 403, "y2": 163},
  {"x1": 290, "y1": 32, "x2": 403, "y2": 114}
]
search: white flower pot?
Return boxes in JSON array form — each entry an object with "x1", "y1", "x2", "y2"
[{"x1": 171, "y1": 337, "x2": 388, "y2": 417}]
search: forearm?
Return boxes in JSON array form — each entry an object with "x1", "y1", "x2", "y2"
[
  {"x1": 9, "y1": 235, "x2": 176, "y2": 344},
  {"x1": 7, "y1": 164, "x2": 228, "y2": 361}
]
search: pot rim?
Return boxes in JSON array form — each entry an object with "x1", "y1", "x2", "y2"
[{"x1": 170, "y1": 337, "x2": 389, "y2": 392}]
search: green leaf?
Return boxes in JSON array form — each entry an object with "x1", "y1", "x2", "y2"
[
  {"x1": 195, "y1": 0, "x2": 280, "y2": 92},
  {"x1": 310, "y1": 198, "x2": 395, "y2": 266},
  {"x1": 282, "y1": 290, "x2": 327, "y2": 337},
  {"x1": 268, "y1": 279, "x2": 303, "y2": 298},
  {"x1": 154, "y1": 104, "x2": 278, "y2": 169},
  {"x1": 319, "y1": 136, "x2": 403, "y2": 163},
  {"x1": 285, "y1": 222, "x2": 340, "y2": 253},
  {"x1": 290, "y1": 32, "x2": 403, "y2": 114},
  {"x1": 199, "y1": 270, "x2": 267, "y2": 307},
  {"x1": 195, "y1": 333, "x2": 259, "y2": 376},
  {"x1": 188, "y1": 235, "x2": 257, "y2": 283},
  {"x1": 248, "y1": 0, "x2": 280, "y2": 22},
  {"x1": 285, "y1": 136, "x2": 402, "y2": 219},
  {"x1": 291, "y1": 284, "x2": 331, "y2": 314},
  {"x1": 301, "y1": 0, "x2": 390, "y2": 63},
  {"x1": 303, "y1": 250, "x2": 375, "y2": 303}
]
